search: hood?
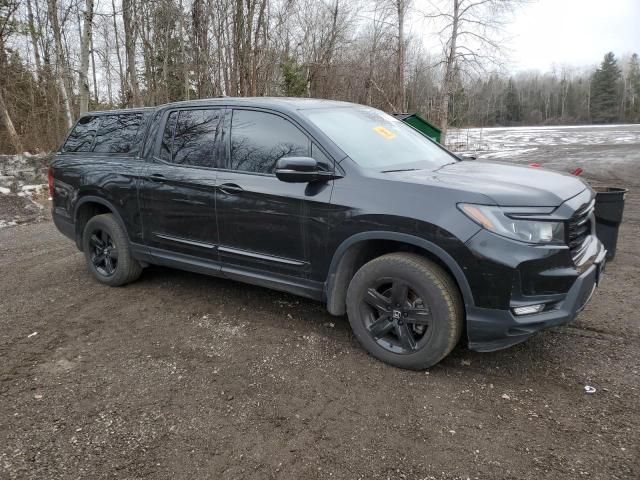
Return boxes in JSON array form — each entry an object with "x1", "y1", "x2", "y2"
[{"x1": 383, "y1": 160, "x2": 588, "y2": 207}]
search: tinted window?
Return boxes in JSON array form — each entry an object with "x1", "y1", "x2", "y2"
[
  {"x1": 142, "y1": 111, "x2": 163, "y2": 159},
  {"x1": 93, "y1": 114, "x2": 143, "y2": 153},
  {"x1": 311, "y1": 143, "x2": 332, "y2": 170},
  {"x1": 63, "y1": 115, "x2": 100, "y2": 152},
  {"x1": 172, "y1": 109, "x2": 222, "y2": 167},
  {"x1": 160, "y1": 111, "x2": 178, "y2": 161},
  {"x1": 230, "y1": 110, "x2": 309, "y2": 174}
]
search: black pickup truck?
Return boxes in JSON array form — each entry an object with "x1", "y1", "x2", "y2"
[{"x1": 50, "y1": 97, "x2": 606, "y2": 369}]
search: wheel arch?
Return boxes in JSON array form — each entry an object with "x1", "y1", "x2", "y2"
[
  {"x1": 324, "y1": 231, "x2": 474, "y2": 316},
  {"x1": 73, "y1": 196, "x2": 128, "y2": 250}
]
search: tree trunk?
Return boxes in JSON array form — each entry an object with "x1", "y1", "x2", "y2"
[
  {"x1": 122, "y1": 0, "x2": 142, "y2": 106},
  {"x1": 111, "y1": 0, "x2": 126, "y2": 105},
  {"x1": 396, "y1": 0, "x2": 406, "y2": 112},
  {"x1": 0, "y1": 88, "x2": 22, "y2": 153},
  {"x1": 91, "y1": 32, "x2": 99, "y2": 104},
  {"x1": 25, "y1": 0, "x2": 42, "y2": 79},
  {"x1": 179, "y1": 0, "x2": 189, "y2": 100},
  {"x1": 79, "y1": 0, "x2": 95, "y2": 114},
  {"x1": 439, "y1": 0, "x2": 459, "y2": 145},
  {"x1": 47, "y1": 0, "x2": 74, "y2": 129}
]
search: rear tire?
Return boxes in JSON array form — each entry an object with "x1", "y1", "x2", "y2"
[
  {"x1": 82, "y1": 214, "x2": 142, "y2": 286},
  {"x1": 346, "y1": 253, "x2": 463, "y2": 370}
]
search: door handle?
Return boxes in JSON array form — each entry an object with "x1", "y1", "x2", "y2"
[
  {"x1": 149, "y1": 173, "x2": 167, "y2": 182},
  {"x1": 219, "y1": 183, "x2": 244, "y2": 195}
]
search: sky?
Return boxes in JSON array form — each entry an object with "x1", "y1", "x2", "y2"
[
  {"x1": 413, "y1": 0, "x2": 640, "y2": 74},
  {"x1": 507, "y1": 0, "x2": 640, "y2": 72}
]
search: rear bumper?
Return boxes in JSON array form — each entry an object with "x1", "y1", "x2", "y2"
[
  {"x1": 467, "y1": 245, "x2": 606, "y2": 352},
  {"x1": 52, "y1": 210, "x2": 75, "y2": 242}
]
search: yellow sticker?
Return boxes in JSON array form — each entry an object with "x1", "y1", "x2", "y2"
[{"x1": 373, "y1": 125, "x2": 396, "y2": 140}]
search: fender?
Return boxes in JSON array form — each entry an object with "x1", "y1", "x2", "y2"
[
  {"x1": 73, "y1": 195, "x2": 130, "y2": 245},
  {"x1": 324, "y1": 231, "x2": 475, "y2": 314}
]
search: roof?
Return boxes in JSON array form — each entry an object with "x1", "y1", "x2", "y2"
[
  {"x1": 84, "y1": 98, "x2": 361, "y2": 118},
  {"x1": 163, "y1": 96, "x2": 357, "y2": 112},
  {"x1": 85, "y1": 107, "x2": 155, "y2": 116}
]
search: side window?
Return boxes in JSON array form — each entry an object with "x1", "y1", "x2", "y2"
[
  {"x1": 160, "y1": 111, "x2": 178, "y2": 161},
  {"x1": 312, "y1": 143, "x2": 333, "y2": 170},
  {"x1": 142, "y1": 111, "x2": 163, "y2": 159},
  {"x1": 230, "y1": 110, "x2": 309, "y2": 174},
  {"x1": 172, "y1": 109, "x2": 222, "y2": 167},
  {"x1": 63, "y1": 115, "x2": 100, "y2": 152},
  {"x1": 93, "y1": 113, "x2": 143, "y2": 154}
]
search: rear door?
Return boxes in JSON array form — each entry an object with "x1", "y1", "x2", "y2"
[{"x1": 138, "y1": 108, "x2": 224, "y2": 260}]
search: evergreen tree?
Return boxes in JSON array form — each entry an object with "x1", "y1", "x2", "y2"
[
  {"x1": 625, "y1": 53, "x2": 640, "y2": 122},
  {"x1": 590, "y1": 52, "x2": 622, "y2": 123},
  {"x1": 281, "y1": 58, "x2": 308, "y2": 97},
  {"x1": 504, "y1": 78, "x2": 521, "y2": 124},
  {"x1": 448, "y1": 63, "x2": 467, "y2": 127}
]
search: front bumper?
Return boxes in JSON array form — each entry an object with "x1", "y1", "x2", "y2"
[{"x1": 466, "y1": 245, "x2": 606, "y2": 352}]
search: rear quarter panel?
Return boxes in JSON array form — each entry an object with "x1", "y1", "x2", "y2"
[{"x1": 51, "y1": 154, "x2": 144, "y2": 243}]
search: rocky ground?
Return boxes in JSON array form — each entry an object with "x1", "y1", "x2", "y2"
[
  {"x1": 0, "y1": 127, "x2": 639, "y2": 479},
  {"x1": 0, "y1": 153, "x2": 50, "y2": 228}
]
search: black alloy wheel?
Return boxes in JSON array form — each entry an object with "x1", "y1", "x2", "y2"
[
  {"x1": 361, "y1": 278, "x2": 433, "y2": 354},
  {"x1": 89, "y1": 229, "x2": 119, "y2": 276},
  {"x1": 346, "y1": 253, "x2": 463, "y2": 370},
  {"x1": 82, "y1": 213, "x2": 142, "y2": 286}
]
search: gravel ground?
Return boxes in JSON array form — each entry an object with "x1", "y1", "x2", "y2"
[{"x1": 1, "y1": 127, "x2": 639, "y2": 479}]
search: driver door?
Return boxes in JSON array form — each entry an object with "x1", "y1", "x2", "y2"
[{"x1": 215, "y1": 108, "x2": 333, "y2": 278}]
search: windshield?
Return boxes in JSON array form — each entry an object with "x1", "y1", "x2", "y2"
[{"x1": 301, "y1": 106, "x2": 456, "y2": 170}]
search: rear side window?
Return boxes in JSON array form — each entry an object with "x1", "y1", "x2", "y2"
[
  {"x1": 158, "y1": 109, "x2": 222, "y2": 168},
  {"x1": 160, "y1": 111, "x2": 178, "y2": 161},
  {"x1": 172, "y1": 110, "x2": 222, "y2": 167},
  {"x1": 230, "y1": 110, "x2": 309, "y2": 174},
  {"x1": 63, "y1": 115, "x2": 100, "y2": 152},
  {"x1": 93, "y1": 114, "x2": 144, "y2": 154}
]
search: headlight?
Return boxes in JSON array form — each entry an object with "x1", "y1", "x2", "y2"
[{"x1": 459, "y1": 203, "x2": 564, "y2": 244}]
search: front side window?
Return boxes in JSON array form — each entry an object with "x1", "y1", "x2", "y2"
[
  {"x1": 93, "y1": 113, "x2": 144, "y2": 154},
  {"x1": 230, "y1": 110, "x2": 309, "y2": 174},
  {"x1": 63, "y1": 115, "x2": 100, "y2": 152},
  {"x1": 301, "y1": 106, "x2": 456, "y2": 170}
]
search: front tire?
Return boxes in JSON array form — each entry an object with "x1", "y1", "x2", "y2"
[
  {"x1": 346, "y1": 253, "x2": 463, "y2": 370},
  {"x1": 82, "y1": 214, "x2": 142, "y2": 286}
]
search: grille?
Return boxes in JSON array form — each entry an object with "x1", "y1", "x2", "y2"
[{"x1": 567, "y1": 200, "x2": 594, "y2": 259}]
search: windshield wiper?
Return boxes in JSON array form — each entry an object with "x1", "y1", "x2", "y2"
[{"x1": 380, "y1": 168, "x2": 422, "y2": 173}]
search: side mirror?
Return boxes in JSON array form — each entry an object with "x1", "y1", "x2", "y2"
[
  {"x1": 458, "y1": 154, "x2": 477, "y2": 161},
  {"x1": 275, "y1": 157, "x2": 340, "y2": 183}
]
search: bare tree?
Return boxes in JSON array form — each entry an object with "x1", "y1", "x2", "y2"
[
  {"x1": 0, "y1": 0, "x2": 22, "y2": 152},
  {"x1": 47, "y1": 0, "x2": 74, "y2": 128},
  {"x1": 25, "y1": 0, "x2": 42, "y2": 78},
  {"x1": 424, "y1": 0, "x2": 523, "y2": 143},
  {"x1": 394, "y1": 0, "x2": 410, "y2": 111},
  {"x1": 79, "y1": 0, "x2": 95, "y2": 114},
  {"x1": 122, "y1": 0, "x2": 141, "y2": 105},
  {"x1": 111, "y1": 0, "x2": 126, "y2": 104}
]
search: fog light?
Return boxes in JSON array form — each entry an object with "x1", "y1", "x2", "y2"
[{"x1": 513, "y1": 304, "x2": 545, "y2": 316}]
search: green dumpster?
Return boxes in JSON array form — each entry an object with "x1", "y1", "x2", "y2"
[{"x1": 392, "y1": 113, "x2": 442, "y2": 143}]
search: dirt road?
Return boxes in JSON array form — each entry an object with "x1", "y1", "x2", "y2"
[{"x1": 1, "y1": 146, "x2": 640, "y2": 478}]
